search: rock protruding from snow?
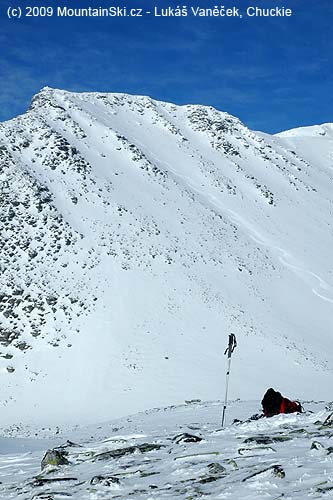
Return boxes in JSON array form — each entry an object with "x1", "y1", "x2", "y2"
[
  {"x1": 41, "y1": 448, "x2": 69, "y2": 469},
  {"x1": 0, "y1": 400, "x2": 332, "y2": 500}
]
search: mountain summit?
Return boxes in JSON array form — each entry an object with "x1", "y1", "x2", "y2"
[{"x1": 1, "y1": 88, "x2": 332, "y2": 424}]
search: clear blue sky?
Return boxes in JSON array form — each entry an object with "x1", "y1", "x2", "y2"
[{"x1": 0, "y1": 0, "x2": 332, "y2": 133}]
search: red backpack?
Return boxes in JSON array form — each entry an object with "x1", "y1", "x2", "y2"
[
  {"x1": 280, "y1": 398, "x2": 302, "y2": 414},
  {"x1": 262, "y1": 388, "x2": 302, "y2": 417}
]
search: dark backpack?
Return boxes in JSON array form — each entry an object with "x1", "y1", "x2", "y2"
[{"x1": 262, "y1": 388, "x2": 283, "y2": 417}]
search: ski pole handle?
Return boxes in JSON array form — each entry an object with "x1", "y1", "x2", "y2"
[{"x1": 224, "y1": 333, "x2": 237, "y2": 359}]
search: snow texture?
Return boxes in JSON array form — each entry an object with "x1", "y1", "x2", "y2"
[{"x1": 0, "y1": 400, "x2": 333, "y2": 499}]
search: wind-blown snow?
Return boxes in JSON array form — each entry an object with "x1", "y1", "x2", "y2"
[
  {"x1": 0, "y1": 88, "x2": 332, "y2": 425},
  {"x1": 1, "y1": 400, "x2": 333, "y2": 499}
]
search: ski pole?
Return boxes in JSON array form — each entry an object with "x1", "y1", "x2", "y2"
[{"x1": 221, "y1": 333, "x2": 237, "y2": 428}]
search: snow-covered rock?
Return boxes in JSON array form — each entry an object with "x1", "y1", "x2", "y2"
[
  {"x1": 0, "y1": 400, "x2": 333, "y2": 499},
  {"x1": 0, "y1": 88, "x2": 332, "y2": 424}
]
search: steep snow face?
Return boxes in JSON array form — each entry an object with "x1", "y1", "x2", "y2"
[{"x1": 0, "y1": 88, "x2": 332, "y2": 425}]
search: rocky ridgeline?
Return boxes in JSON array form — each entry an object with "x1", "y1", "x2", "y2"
[{"x1": 0, "y1": 99, "x2": 99, "y2": 366}]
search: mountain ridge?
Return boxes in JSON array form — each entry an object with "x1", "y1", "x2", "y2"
[{"x1": 0, "y1": 88, "x2": 332, "y2": 425}]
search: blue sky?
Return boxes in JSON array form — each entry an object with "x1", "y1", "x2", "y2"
[{"x1": 0, "y1": 0, "x2": 332, "y2": 133}]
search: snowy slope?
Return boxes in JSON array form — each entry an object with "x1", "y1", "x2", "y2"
[
  {"x1": 0, "y1": 88, "x2": 333, "y2": 425},
  {"x1": 1, "y1": 399, "x2": 333, "y2": 499}
]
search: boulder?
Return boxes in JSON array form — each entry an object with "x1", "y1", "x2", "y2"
[{"x1": 41, "y1": 449, "x2": 69, "y2": 470}]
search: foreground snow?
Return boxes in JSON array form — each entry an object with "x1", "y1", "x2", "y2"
[{"x1": 1, "y1": 400, "x2": 332, "y2": 499}]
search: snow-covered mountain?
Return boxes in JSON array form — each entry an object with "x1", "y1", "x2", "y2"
[{"x1": 0, "y1": 87, "x2": 332, "y2": 425}]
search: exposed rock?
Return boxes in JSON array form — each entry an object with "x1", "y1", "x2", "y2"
[
  {"x1": 56, "y1": 440, "x2": 82, "y2": 449},
  {"x1": 272, "y1": 465, "x2": 286, "y2": 478},
  {"x1": 41, "y1": 449, "x2": 69, "y2": 470},
  {"x1": 95, "y1": 443, "x2": 164, "y2": 461},
  {"x1": 317, "y1": 485, "x2": 333, "y2": 493},
  {"x1": 238, "y1": 446, "x2": 276, "y2": 455},
  {"x1": 207, "y1": 462, "x2": 226, "y2": 475},
  {"x1": 244, "y1": 435, "x2": 291, "y2": 445},
  {"x1": 242, "y1": 464, "x2": 285, "y2": 482},
  {"x1": 90, "y1": 475, "x2": 120, "y2": 486},
  {"x1": 172, "y1": 433, "x2": 202, "y2": 444},
  {"x1": 31, "y1": 494, "x2": 55, "y2": 500},
  {"x1": 322, "y1": 412, "x2": 333, "y2": 426},
  {"x1": 30, "y1": 476, "x2": 77, "y2": 487},
  {"x1": 311, "y1": 441, "x2": 325, "y2": 450}
]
